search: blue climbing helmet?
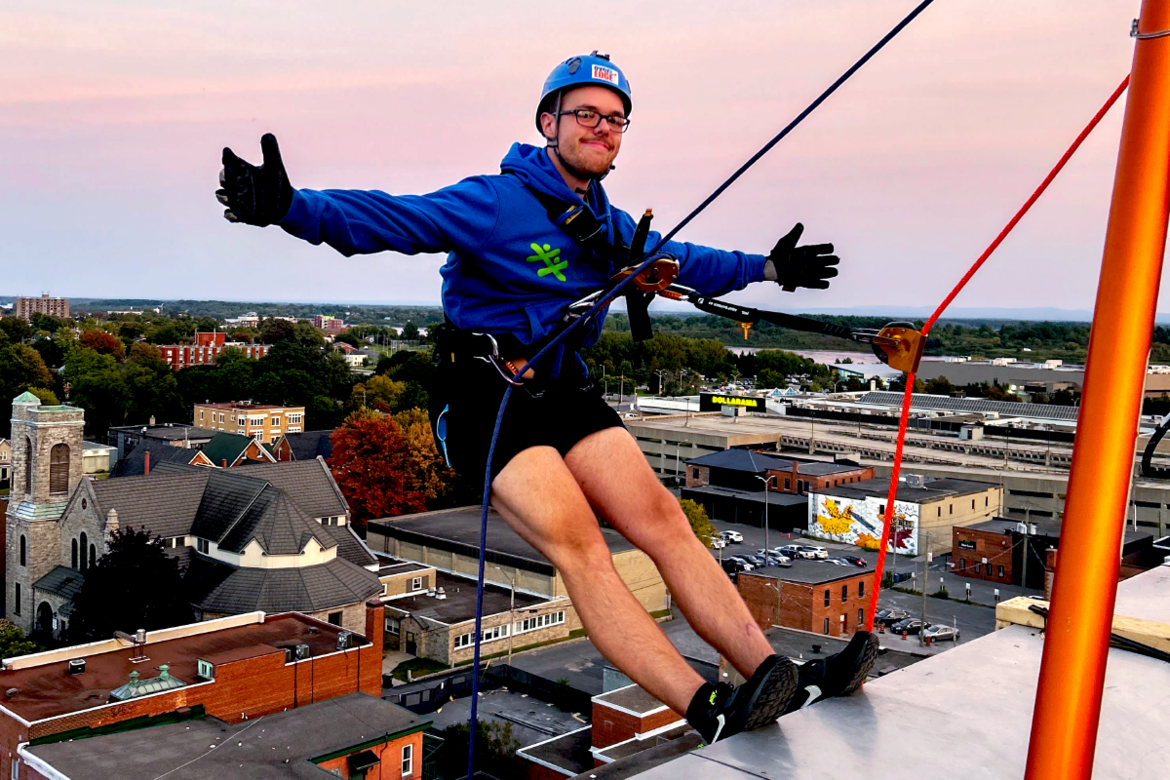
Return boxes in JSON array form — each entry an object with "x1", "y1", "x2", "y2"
[{"x1": 535, "y1": 51, "x2": 632, "y2": 138}]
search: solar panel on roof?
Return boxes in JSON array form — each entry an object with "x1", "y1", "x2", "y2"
[{"x1": 858, "y1": 392, "x2": 1080, "y2": 421}]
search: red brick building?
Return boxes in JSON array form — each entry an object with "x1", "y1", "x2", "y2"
[
  {"x1": 952, "y1": 519, "x2": 1017, "y2": 585},
  {"x1": 0, "y1": 604, "x2": 384, "y2": 780},
  {"x1": 23, "y1": 692, "x2": 426, "y2": 780},
  {"x1": 158, "y1": 331, "x2": 271, "y2": 370},
  {"x1": 738, "y1": 560, "x2": 872, "y2": 637},
  {"x1": 517, "y1": 683, "x2": 692, "y2": 778}
]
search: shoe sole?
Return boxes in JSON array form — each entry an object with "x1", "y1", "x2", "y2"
[
  {"x1": 839, "y1": 632, "x2": 881, "y2": 696},
  {"x1": 740, "y1": 656, "x2": 800, "y2": 732}
]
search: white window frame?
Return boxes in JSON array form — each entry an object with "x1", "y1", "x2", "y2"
[
  {"x1": 514, "y1": 610, "x2": 566, "y2": 636},
  {"x1": 454, "y1": 633, "x2": 472, "y2": 649},
  {"x1": 270, "y1": 416, "x2": 280, "y2": 426},
  {"x1": 385, "y1": 617, "x2": 399, "y2": 635},
  {"x1": 197, "y1": 659, "x2": 215, "y2": 679},
  {"x1": 197, "y1": 538, "x2": 210, "y2": 554},
  {"x1": 402, "y1": 743, "x2": 413, "y2": 776},
  {"x1": 410, "y1": 577, "x2": 423, "y2": 591},
  {"x1": 381, "y1": 583, "x2": 389, "y2": 596}
]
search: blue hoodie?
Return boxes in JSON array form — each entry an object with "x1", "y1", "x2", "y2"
[{"x1": 280, "y1": 143, "x2": 767, "y2": 370}]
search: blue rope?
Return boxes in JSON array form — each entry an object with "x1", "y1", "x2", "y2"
[{"x1": 465, "y1": 1, "x2": 936, "y2": 775}]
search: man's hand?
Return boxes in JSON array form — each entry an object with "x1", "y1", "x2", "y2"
[
  {"x1": 216, "y1": 133, "x2": 295, "y2": 226},
  {"x1": 764, "y1": 223, "x2": 839, "y2": 291}
]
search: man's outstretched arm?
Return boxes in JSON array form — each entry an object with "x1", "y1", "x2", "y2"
[
  {"x1": 217, "y1": 133, "x2": 500, "y2": 258},
  {"x1": 636, "y1": 222, "x2": 839, "y2": 297}
]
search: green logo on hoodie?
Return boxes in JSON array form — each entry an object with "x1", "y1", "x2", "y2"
[{"x1": 526, "y1": 242, "x2": 569, "y2": 282}]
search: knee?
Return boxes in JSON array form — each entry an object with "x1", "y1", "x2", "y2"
[
  {"x1": 639, "y1": 491, "x2": 700, "y2": 551},
  {"x1": 545, "y1": 525, "x2": 614, "y2": 578}
]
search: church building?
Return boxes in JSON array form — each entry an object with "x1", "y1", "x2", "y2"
[{"x1": 5, "y1": 393, "x2": 381, "y2": 639}]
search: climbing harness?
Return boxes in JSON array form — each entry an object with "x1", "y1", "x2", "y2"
[{"x1": 464, "y1": 3, "x2": 939, "y2": 776}]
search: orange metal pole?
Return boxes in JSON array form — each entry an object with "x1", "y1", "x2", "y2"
[{"x1": 1024, "y1": 3, "x2": 1170, "y2": 779}]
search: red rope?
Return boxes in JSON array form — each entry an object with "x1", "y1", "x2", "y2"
[{"x1": 863, "y1": 75, "x2": 1130, "y2": 632}]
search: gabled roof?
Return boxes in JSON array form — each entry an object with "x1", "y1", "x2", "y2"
[
  {"x1": 279, "y1": 430, "x2": 335, "y2": 462},
  {"x1": 200, "y1": 432, "x2": 274, "y2": 468},
  {"x1": 33, "y1": 566, "x2": 85, "y2": 602},
  {"x1": 231, "y1": 458, "x2": 349, "y2": 519},
  {"x1": 111, "y1": 439, "x2": 201, "y2": 478},
  {"x1": 217, "y1": 484, "x2": 335, "y2": 556},
  {"x1": 90, "y1": 471, "x2": 211, "y2": 539}
]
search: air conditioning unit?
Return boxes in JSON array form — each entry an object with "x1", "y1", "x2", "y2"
[
  {"x1": 905, "y1": 474, "x2": 926, "y2": 489},
  {"x1": 337, "y1": 631, "x2": 352, "y2": 651},
  {"x1": 67, "y1": 659, "x2": 85, "y2": 675},
  {"x1": 294, "y1": 644, "x2": 311, "y2": 660}
]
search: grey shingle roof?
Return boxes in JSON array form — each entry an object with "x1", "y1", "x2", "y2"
[
  {"x1": 33, "y1": 565, "x2": 85, "y2": 601},
  {"x1": 231, "y1": 458, "x2": 350, "y2": 520},
  {"x1": 283, "y1": 430, "x2": 335, "y2": 461},
  {"x1": 185, "y1": 555, "x2": 381, "y2": 614},
  {"x1": 217, "y1": 485, "x2": 335, "y2": 556},
  {"x1": 90, "y1": 471, "x2": 211, "y2": 539},
  {"x1": 111, "y1": 440, "x2": 200, "y2": 478}
]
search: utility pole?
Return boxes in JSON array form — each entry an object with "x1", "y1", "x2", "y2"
[
  {"x1": 920, "y1": 532, "x2": 930, "y2": 646},
  {"x1": 1020, "y1": 524, "x2": 1028, "y2": 591},
  {"x1": 755, "y1": 475, "x2": 775, "y2": 561}
]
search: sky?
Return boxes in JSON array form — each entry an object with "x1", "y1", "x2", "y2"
[{"x1": 1, "y1": 0, "x2": 1158, "y2": 315}]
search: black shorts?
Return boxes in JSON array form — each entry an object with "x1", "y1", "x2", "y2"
[{"x1": 428, "y1": 353, "x2": 625, "y2": 483}]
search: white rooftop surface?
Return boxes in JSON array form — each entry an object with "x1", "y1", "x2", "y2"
[{"x1": 628, "y1": 562, "x2": 1170, "y2": 779}]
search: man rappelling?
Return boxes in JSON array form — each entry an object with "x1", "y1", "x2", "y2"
[{"x1": 216, "y1": 51, "x2": 880, "y2": 744}]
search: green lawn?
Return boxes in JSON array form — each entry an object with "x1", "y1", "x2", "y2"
[{"x1": 391, "y1": 657, "x2": 448, "y2": 682}]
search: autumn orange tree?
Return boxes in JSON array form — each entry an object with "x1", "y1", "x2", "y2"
[{"x1": 329, "y1": 408, "x2": 454, "y2": 532}]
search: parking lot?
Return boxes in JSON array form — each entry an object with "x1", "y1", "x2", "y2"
[{"x1": 706, "y1": 519, "x2": 1005, "y2": 649}]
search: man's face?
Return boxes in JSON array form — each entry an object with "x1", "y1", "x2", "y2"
[{"x1": 540, "y1": 85, "x2": 626, "y2": 177}]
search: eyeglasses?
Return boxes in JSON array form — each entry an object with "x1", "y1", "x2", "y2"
[{"x1": 556, "y1": 108, "x2": 631, "y2": 133}]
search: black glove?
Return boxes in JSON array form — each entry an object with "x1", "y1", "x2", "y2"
[
  {"x1": 216, "y1": 133, "x2": 295, "y2": 226},
  {"x1": 765, "y1": 223, "x2": 839, "y2": 291}
]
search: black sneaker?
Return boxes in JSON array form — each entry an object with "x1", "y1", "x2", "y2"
[
  {"x1": 686, "y1": 654, "x2": 799, "y2": 744},
  {"x1": 784, "y1": 630, "x2": 880, "y2": 713}
]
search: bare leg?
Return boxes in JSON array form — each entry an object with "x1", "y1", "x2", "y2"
[
  {"x1": 564, "y1": 427, "x2": 775, "y2": 679},
  {"x1": 490, "y1": 445, "x2": 705, "y2": 715}
]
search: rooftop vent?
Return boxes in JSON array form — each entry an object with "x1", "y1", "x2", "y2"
[
  {"x1": 5, "y1": 688, "x2": 17, "y2": 700},
  {"x1": 337, "y1": 631, "x2": 352, "y2": 651},
  {"x1": 67, "y1": 659, "x2": 85, "y2": 675},
  {"x1": 295, "y1": 643, "x2": 311, "y2": 661},
  {"x1": 436, "y1": 587, "x2": 447, "y2": 600}
]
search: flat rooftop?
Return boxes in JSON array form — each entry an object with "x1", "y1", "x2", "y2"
[
  {"x1": 0, "y1": 614, "x2": 358, "y2": 722},
  {"x1": 594, "y1": 684, "x2": 672, "y2": 717},
  {"x1": 519, "y1": 725, "x2": 595, "y2": 777},
  {"x1": 815, "y1": 476, "x2": 995, "y2": 503},
  {"x1": 383, "y1": 570, "x2": 548, "y2": 626},
  {"x1": 743, "y1": 560, "x2": 866, "y2": 586},
  {"x1": 370, "y1": 507, "x2": 638, "y2": 574},
  {"x1": 619, "y1": 562, "x2": 1170, "y2": 779},
  {"x1": 25, "y1": 692, "x2": 427, "y2": 780}
]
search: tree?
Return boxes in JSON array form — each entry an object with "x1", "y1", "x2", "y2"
[
  {"x1": 1050, "y1": 388, "x2": 1076, "y2": 406},
  {"x1": 889, "y1": 373, "x2": 925, "y2": 393},
  {"x1": 437, "y1": 721, "x2": 519, "y2": 780},
  {"x1": 349, "y1": 374, "x2": 405, "y2": 413},
  {"x1": 678, "y1": 498, "x2": 717, "y2": 548},
  {"x1": 402, "y1": 321, "x2": 420, "y2": 340},
  {"x1": 79, "y1": 329, "x2": 126, "y2": 361},
  {"x1": 393, "y1": 408, "x2": 457, "y2": 504},
  {"x1": 28, "y1": 313, "x2": 64, "y2": 334},
  {"x1": 328, "y1": 410, "x2": 428, "y2": 533},
  {"x1": 924, "y1": 376, "x2": 955, "y2": 396},
  {"x1": 0, "y1": 620, "x2": 40, "y2": 658},
  {"x1": 757, "y1": 368, "x2": 785, "y2": 389},
  {"x1": 0, "y1": 317, "x2": 33, "y2": 344},
  {"x1": 0, "y1": 338, "x2": 55, "y2": 436},
  {"x1": 67, "y1": 528, "x2": 195, "y2": 643}
]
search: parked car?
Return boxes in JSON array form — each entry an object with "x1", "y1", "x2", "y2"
[
  {"x1": 801, "y1": 545, "x2": 830, "y2": 559},
  {"x1": 709, "y1": 536, "x2": 727, "y2": 549},
  {"x1": 722, "y1": 558, "x2": 751, "y2": 575},
  {"x1": 841, "y1": 555, "x2": 869, "y2": 568},
  {"x1": 922, "y1": 624, "x2": 961, "y2": 642},
  {"x1": 720, "y1": 530, "x2": 744, "y2": 544},
  {"x1": 875, "y1": 608, "x2": 911, "y2": 626},
  {"x1": 826, "y1": 557, "x2": 853, "y2": 567},
  {"x1": 891, "y1": 618, "x2": 930, "y2": 635},
  {"x1": 780, "y1": 545, "x2": 817, "y2": 560},
  {"x1": 728, "y1": 556, "x2": 754, "y2": 570}
]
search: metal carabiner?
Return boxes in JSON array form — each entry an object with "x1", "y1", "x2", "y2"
[{"x1": 471, "y1": 332, "x2": 526, "y2": 387}]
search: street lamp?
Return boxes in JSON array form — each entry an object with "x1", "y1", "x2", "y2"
[
  {"x1": 754, "y1": 474, "x2": 778, "y2": 563},
  {"x1": 488, "y1": 565, "x2": 517, "y2": 664}
]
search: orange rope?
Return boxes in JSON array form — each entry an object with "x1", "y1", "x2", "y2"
[{"x1": 864, "y1": 75, "x2": 1130, "y2": 632}]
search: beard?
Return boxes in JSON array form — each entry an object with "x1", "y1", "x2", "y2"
[{"x1": 559, "y1": 136, "x2": 617, "y2": 177}]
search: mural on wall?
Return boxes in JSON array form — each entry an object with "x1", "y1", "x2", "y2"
[{"x1": 810, "y1": 494, "x2": 920, "y2": 555}]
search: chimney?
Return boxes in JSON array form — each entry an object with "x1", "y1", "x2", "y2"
[
  {"x1": 144, "y1": 450, "x2": 151, "y2": 476},
  {"x1": 158, "y1": 664, "x2": 170, "y2": 680},
  {"x1": 221, "y1": 458, "x2": 228, "y2": 468},
  {"x1": 107, "y1": 508, "x2": 119, "y2": 531},
  {"x1": 149, "y1": 415, "x2": 155, "y2": 426}
]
